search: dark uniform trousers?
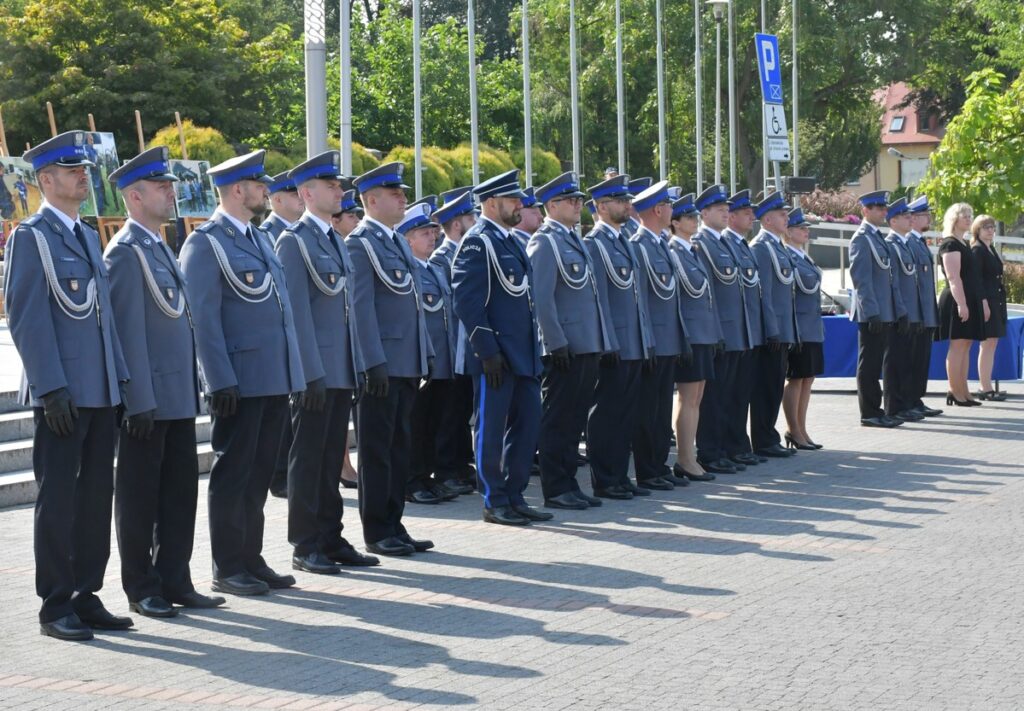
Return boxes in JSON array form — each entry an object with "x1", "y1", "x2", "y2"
[
  {"x1": 473, "y1": 374, "x2": 542, "y2": 509},
  {"x1": 208, "y1": 395, "x2": 288, "y2": 578},
  {"x1": 453, "y1": 375, "x2": 476, "y2": 475},
  {"x1": 33, "y1": 407, "x2": 117, "y2": 623},
  {"x1": 115, "y1": 418, "x2": 199, "y2": 602},
  {"x1": 697, "y1": 350, "x2": 741, "y2": 464},
  {"x1": 883, "y1": 329, "x2": 916, "y2": 416},
  {"x1": 857, "y1": 323, "x2": 893, "y2": 418},
  {"x1": 539, "y1": 353, "x2": 600, "y2": 499},
  {"x1": 288, "y1": 388, "x2": 352, "y2": 556},
  {"x1": 409, "y1": 379, "x2": 463, "y2": 493},
  {"x1": 910, "y1": 328, "x2": 934, "y2": 408},
  {"x1": 633, "y1": 356, "x2": 676, "y2": 483},
  {"x1": 270, "y1": 422, "x2": 293, "y2": 492},
  {"x1": 727, "y1": 349, "x2": 756, "y2": 456},
  {"x1": 588, "y1": 358, "x2": 643, "y2": 490},
  {"x1": 356, "y1": 377, "x2": 417, "y2": 543},
  {"x1": 750, "y1": 346, "x2": 790, "y2": 450}
]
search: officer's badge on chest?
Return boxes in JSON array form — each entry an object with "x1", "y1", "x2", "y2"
[
  {"x1": 245, "y1": 272, "x2": 255, "y2": 284},
  {"x1": 620, "y1": 266, "x2": 628, "y2": 277},
  {"x1": 571, "y1": 263, "x2": 581, "y2": 274},
  {"x1": 70, "y1": 279, "x2": 80, "y2": 292},
  {"x1": 425, "y1": 294, "x2": 435, "y2": 304}
]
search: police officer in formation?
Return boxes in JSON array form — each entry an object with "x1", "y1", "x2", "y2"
[
  {"x1": 511, "y1": 187, "x2": 542, "y2": 250},
  {"x1": 905, "y1": 197, "x2": 943, "y2": 417},
  {"x1": 104, "y1": 148, "x2": 223, "y2": 618}
]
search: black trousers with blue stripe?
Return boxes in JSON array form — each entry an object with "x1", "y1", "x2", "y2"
[{"x1": 472, "y1": 373, "x2": 542, "y2": 509}]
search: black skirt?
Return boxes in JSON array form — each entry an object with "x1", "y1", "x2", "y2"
[
  {"x1": 787, "y1": 341, "x2": 824, "y2": 379},
  {"x1": 674, "y1": 344, "x2": 715, "y2": 383}
]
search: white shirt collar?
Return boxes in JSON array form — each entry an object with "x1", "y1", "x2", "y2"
[
  {"x1": 595, "y1": 219, "x2": 621, "y2": 235},
  {"x1": 480, "y1": 215, "x2": 510, "y2": 239},
  {"x1": 303, "y1": 210, "x2": 333, "y2": 238},
  {"x1": 415, "y1": 256, "x2": 429, "y2": 268},
  {"x1": 670, "y1": 235, "x2": 693, "y2": 252},
  {"x1": 363, "y1": 215, "x2": 395, "y2": 238},
  {"x1": 41, "y1": 200, "x2": 82, "y2": 234},
  {"x1": 637, "y1": 225, "x2": 662, "y2": 241},
  {"x1": 214, "y1": 207, "x2": 251, "y2": 237},
  {"x1": 761, "y1": 229, "x2": 782, "y2": 244},
  {"x1": 543, "y1": 217, "x2": 574, "y2": 235},
  {"x1": 889, "y1": 230, "x2": 908, "y2": 243},
  {"x1": 126, "y1": 218, "x2": 162, "y2": 244},
  {"x1": 785, "y1": 243, "x2": 805, "y2": 257},
  {"x1": 703, "y1": 226, "x2": 723, "y2": 240}
]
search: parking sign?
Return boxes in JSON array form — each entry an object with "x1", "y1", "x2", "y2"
[{"x1": 755, "y1": 33, "x2": 783, "y2": 105}]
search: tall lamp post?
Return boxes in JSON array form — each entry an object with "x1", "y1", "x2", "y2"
[
  {"x1": 303, "y1": 0, "x2": 328, "y2": 156},
  {"x1": 694, "y1": 0, "x2": 704, "y2": 191},
  {"x1": 707, "y1": 0, "x2": 728, "y2": 185}
]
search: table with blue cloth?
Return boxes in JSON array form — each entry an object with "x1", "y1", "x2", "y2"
[{"x1": 822, "y1": 314, "x2": 1024, "y2": 380}]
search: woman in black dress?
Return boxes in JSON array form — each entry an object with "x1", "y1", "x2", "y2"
[
  {"x1": 971, "y1": 214, "x2": 1008, "y2": 400},
  {"x1": 936, "y1": 202, "x2": 985, "y2": 405}
]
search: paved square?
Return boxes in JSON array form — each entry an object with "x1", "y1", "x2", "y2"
[{"x1": 1, "y1": 388, "x2": 1022, "y2": 710}]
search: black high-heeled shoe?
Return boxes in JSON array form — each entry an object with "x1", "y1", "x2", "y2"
[
  {"x1": 946, "y1": 391, "x2": 981, "y2": 407},
  {"x1": 784, "y1": 432, "x2": 817, "y2": 451},
  {"x1": 805, "y1": 437, "x2": 824, "y2": 450},
  {"x1": 341, "y1": 477, "x2": 358, "y2": 489}
]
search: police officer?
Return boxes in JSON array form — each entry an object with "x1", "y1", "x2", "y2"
[
  {"x1": 332, "y1": 189, "x2": 364, "y2": 238},
  {"x1": 104, "y1": 148, "x2": 225, "y2": 618},
  {"x1": 431, "y1": 187, "x2": 476, "y2": 274},
  {"x1": 346, "y1": 162, "x2": 435, "y2": 556},
  {"x1": 6, "y1": 131, "x2": 131, "y2": 640},
  {"x1": 721, "y1": 190, "x2": 767, "y2": 467},
  {"x1": 849, "y1": 190, "x2": 908, "y2": 427},
  {"x1": 883, "y1": 197, "x2": 927, "y2": 423},
  {"x1": 511, "y1": 187, "x2": 542, "y2": 250},
  {"x1": 750, "y1": 191, "x2": 800, "y2": 457},
  {"x1": 906, "y1": 196, "x2": 943, "y2": 417},
  {"x1": 621, "y1": 178, "x2": 652, "y2": 239},
  {"x1": 692, "y1": 185, "x2": 747, "y2": 474},
  {"x1": 584, "y1": 174, "x2": 656, "y2": 499},
  {"x1": 451, "y1": 169, "x2": 550, "y2": 526},
  {"x1": 275, "y1": 151, "x2": 379, "y2": 575},
  {"x1": 528, "y1": 172, "x2": 616, "y2": 509},
  {"x1": 179, "y1": 150, "x2": 306, "y2": 595},
  {"x1": 630, "y1": 180, "x2": 693, "y2": 491}
]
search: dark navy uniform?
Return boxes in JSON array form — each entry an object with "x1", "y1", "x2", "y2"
[
  {"x1": 906, "y1": 196, "x2": 942, "y2": 415},
  {"x1": 5, "y1": 131, "x2": 129, "y2": 628},
  {"x1": 883, "y1": 198, "x2": 924, "y2": 420}
]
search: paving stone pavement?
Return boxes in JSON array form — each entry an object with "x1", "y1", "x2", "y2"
[{"x1": 1, "y1": 388, "x2": 1023, "y2": 710}]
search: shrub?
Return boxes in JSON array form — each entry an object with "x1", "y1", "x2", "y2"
[
  {"x1": 800, "y1": 189, "x2": 862, "y2": 224},
  {"x1": 149, "y1": 120, "x2": 235, "y2": 164},
  {"x1": 382, "y1": 146, "x2": 452, "y2": 197},
  {"x1": 262, "y1": 150, "x2": 294, "y2": 176},
  {"x1": 1004, "y1": 262, "x2": 1024, "y2": 304},
  {"x1": 511, "y1": 146, "x2": 563, "y2": 185}
]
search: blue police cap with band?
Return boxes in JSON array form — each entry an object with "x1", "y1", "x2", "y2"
[
  {"x1": 473, "y1": 169, "x2": 527, "y2": 201},
  {"x1": 671, "y1": 193, "x2": 698, "y2": 219},
  {"x1": 632, "y1": 180, "x2": 672, "y2": 213},
  {"x1": 908, "y1": 195, "x2": 930, "y2": 214},
  {"x1": 754, "y1": 191, "x2": 789, "y2": 219},
  {"x1": 434, "y1": 188, "x2": 476, "y2": 224},
  {"x1": 396, "y1": 203, "x2": 438, "y2": 235},
  {"x1": 886, "y1": 197, "x2": 910, "y2": 221},
  {"x1": 520, "y1": 186, "x2": 538, "y2": 209},
  {"x1": 859, "y1": 190, "x2": 889, "y2": 208},
  {"x1": 288, "y1": 150, "x2": 345, "y2": 186},
  {"x1": 589, "y1": 174, "x2": 631, "y2": 200},
  {"x1": 441, "y1": 185, "x2": 473, "y2": 205},
  {"x1": 353, "y1": 161, "x2": 410, "y2": 194},
  {"x1": 667, "y1": 186, "x2": 682, "y2": 201},
  {"x1": 267, "y1": 171, "x2": 297, "y2": 194},
  {"x1": 585, "y1": 200, "x2": 595, "y2": 216},
  {"x1": 209, "y1": 150, "x2": 268, "y2": 188},
  {"x1": 628, "y1": 177, "x2": 653, "y2": 196},
  {"x1": 787, "y1": 207, "x2": 811, "y2": 228},
  {"x1": 728, "y1": 189, "x2": 752, "y2": 212},
  {"x1": 410, "y1": 195, "x2": 438, "y2": 214},
  {"x1": 536, "y1": 171, "x2": 586, "y2": 204},
  {"x1": 338, "y1": 189, "x2": 362, "y2": 214},
  {"x1": 107, "y1": 146, "x2": 177, "y2": 190},
  {"x1": 24, "y1": 131, "x2": 96, "y2": 172},
  {"x1": 696, "y1": 184, "x2": 729, "y2": 210}
]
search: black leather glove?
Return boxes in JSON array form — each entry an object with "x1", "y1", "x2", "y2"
[
  {"x1": 482, "y1": 353, "x2": 508, "y2": 389},
  {"x1": 424, "y1": 356, "x2": 435, "y2": 386},
  {"x1": 365, "y1": 364, "x2": 389, "y2": 398},
  {"x1": 125, "y1": 409, "x2": 156, "y2": 440},
  {"x1": 642, "y1": 356, "x2": 657, "y2": 373},
  {"x1": 897, "y1": 315, "x2": 910, "y2": 335},
  {"x1": 677, "y1": 341, "x2": 693, "y2": 367},
  {"x1": 550, "y1": 346, "x2": 572, "y2": 371},
  {"x1": 791, "y1": 341, "x2": 804, "y2": 354},
  {"x1": 208, "y1": 386, "x2": 240, "y2": 417},
  {"x1": 867, "y1": 315, "x2": 884, "y2": 335},
  {"x1": 352, "y1": 375, "x2": 364, "y2": 405},
  {"x1": 766, "y1": 336, "x2": 782, "y2": 353},
  {"x1": 299, "y1": 377, "x2": 327, "y2": 412},
  {"x1": 600, "y1": 351, "x2": 620, "y2": 368},
  {"x1": 42, "y1": 387, "x2": 77, "y2": 437},
  {"x1": 714, "y1": 340, "x2": 726, "y2": 356}
]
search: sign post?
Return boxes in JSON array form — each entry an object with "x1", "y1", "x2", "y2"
[{"x1": 755, "y1": 33, "x2": 789, "y2": 193}]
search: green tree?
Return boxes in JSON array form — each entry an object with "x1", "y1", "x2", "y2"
[{"x1": 149, "y1": 120, "x2": 236, "y2": 164}]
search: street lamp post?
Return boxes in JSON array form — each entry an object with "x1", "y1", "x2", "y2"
[
  {"x1": 694, "y1": 0, "x2": 704, "y2": 191},
  {"x1": 708, "y1": 0, "x2": 728, "y2": 186}
]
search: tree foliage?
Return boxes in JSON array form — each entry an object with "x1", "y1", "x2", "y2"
[{"x1": 148, "y1": 120, "x2": 235, "y2": 164}]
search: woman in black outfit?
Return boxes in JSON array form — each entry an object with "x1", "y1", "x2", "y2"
[
  {"x1": 936, "y1": 202, "x2": 985, "y2": 405},
  {"x1": 971, "y1": 214, "x2": 1008, "y2": 401}
]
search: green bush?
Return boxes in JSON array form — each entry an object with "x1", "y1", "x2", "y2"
[
  {"x1": 434, "y1": 148, "x2": 472, "y2": 187},
  {"x1": 149, "y1": 120, "x2": 235, "y2": 164},
  {"x1": 262, "y1": 150, "x2": 294, "y2": 176},
  {"x1": 1004, "y1": 262, "x2": 1024, "y2": 304},
  {"x1": 511, "y1": 146, "x2": 563, "y2": 186},
  {"x1": 382, "y1": 146, "x2": 453, "y2": 197}
]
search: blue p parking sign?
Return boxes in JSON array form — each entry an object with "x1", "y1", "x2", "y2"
[{"x1": 755, "y1": 33, "x2": 783, "y2": 104}]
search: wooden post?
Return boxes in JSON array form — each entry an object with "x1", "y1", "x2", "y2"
[
  {"x1": 87, "y1": 113, "x2": 97, "y2": 133},
  {"x1": 46, "y1": 102, "x2": 57, "y2": 137},
  {"x1": 0, "y1": 106, "x2": 8, "y2": 157},
  {"x1": 174, "y1": 112, "x2": 189, "y2": 160},
  {"x1": 134, "y1": 110, "x2": 144, "y2": 153}
]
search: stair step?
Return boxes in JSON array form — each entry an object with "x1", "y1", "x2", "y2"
[{"x1": 0, "y1": 390, "x2": 25, "y2": 415}]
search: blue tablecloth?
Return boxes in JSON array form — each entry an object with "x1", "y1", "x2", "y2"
[{"x1": 822, "y1": 314, "x2": 1024, "y2": 380}]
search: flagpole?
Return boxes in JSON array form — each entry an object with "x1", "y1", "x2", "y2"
[
  {"x1": 694, "y1": 0, "x2": 704, "y2": 191},
  {"x1": 615, "y1": 0, "x2": 626, "y2": 174},
  {"x1": 569, "y1": 0, "x2": 581, "y2": 177},
  {"x1": 656, "y1": 0, "x2": 667, "y2": 180},
  {"x1": 522, "y1": 0, "x2": 533, "y2": 186},
  {"x1": 468, "y1": 0, "x2": 480, "y2": 181},
  {"x1": 413, "y1": 0, "x2": 423, "y2": 198},
  {"x1": 340, "y1": 0, "x2": 352, "y2": 174}
]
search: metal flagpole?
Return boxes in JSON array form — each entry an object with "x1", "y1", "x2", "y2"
[
  {"x1": 340, "y1": 0, "x2": 352, "y2": 174},
  {"x1": 569, "y1": 0, "x2": 581, "y2": 177},
  {"x1": 761, "y1": 0, "x2": 769, "y2": 192},
  {"x1": 713, "y1": 8, "x2": 722, "y2": 184},
  {"x1": 468, "y1": 0, "x2": 480, "y2": 181},
  {"x1": 694, "y1": 0, "x2": 704, "y2": 191},
  {"x1": 522, "y1": 0, "x2": 533, "y2": 186},
  {"x1": 303, "y1": 0, "x2": 328, "y2": 156},
  {"x1": 615, "y1": 0, "x2": 626, "y2": 174},
  {"x1": 792, "y1": 0, "x2": 800, "y2": 194},
  {"x1": 727, "y1": 0, "x2": 737, "y2": 193},
  {"x1": 656, "y1": 0, "x2": 667, "y2": 180},
  {"x1": 413, "y1": 0, "x2": 423, "y2": 198}
]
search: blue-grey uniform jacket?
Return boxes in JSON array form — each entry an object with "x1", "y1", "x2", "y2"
[
  {"x1": 692, "y1": 227, "x2": 750, "y2": 352},
  {"x1": 5, "y1": 206, "x2": 129, "y2": 408},
  {"x1": 527, "y1": 218, "x2": 615, "y2": 356},
  {"x1": 724, "y1": 228, "x2": 766, "y2": 348},
  {"x1": 179, "y1": 210, "x2": 305, "y2": 397},
  {"x1": 451, "y1": 217, "x2": 543, "y2": 378},
  {"x1": 345, "y1": 217, "x2": 433, "y2": 378},
  {"x1": 621, "y1": 216, "x2": 640, "y2": 239},
  {"x1": 787, "y1": 245, "x2": 825, "y2": 344},
  {"x1": 885, "y1": 232, "x2": 924, "y2": 324},
  {"x1": 511, "y1": 228, "x2": 531, "y2": 252},
  {"x1": 275, "y1": 213, "x2": 362, "y2": 390},
  {"x1": 668, "y1": 236, "x2": 724, "y2": 346},
  {"x1": 429, "y1": 238, "x2": 459, "y2": 276},
  {"x1": 848, "y1": 222, "x2": 906, "y2": 323},
  {"x1": 259, "y1": 213, "x2": 291, "y2": 243},
  {"x1": 630, "y1": 226, "x2": 690, "y2": 357},
  {"x1": 103, "y1": 220, "x2": 200, "y2": 419},
  {"x1": 751, "y1": 229, "x2": 799, "y2": 344},
  {"x1": 584, "y1": 221, "x2": 654, "y2": 361},
  {"x1": 908, "y1": 230, "x2": 940, "y2": 329},
  {"x1": 416, "y1": 260, "x2": 457, "y2": 380}
]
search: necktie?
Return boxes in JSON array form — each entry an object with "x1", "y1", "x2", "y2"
[{"x1": 72, "y1": 222, "x2": 91, "y2": 258}]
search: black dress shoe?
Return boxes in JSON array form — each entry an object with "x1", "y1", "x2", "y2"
[
  {"x1": 249, "y1": 565, "x2": 296, "y2": 589},
  {"x1": 340, "y1": 477, "x2": 358, "y2": 489},
  {"x1": 366, "y1": 537, "x2": 415, "y2": 556},
  {"x1": 594, "y1": 486, "x2": 634, "y2": 500},
  {"x1": 292, "y1": 552, "x2": 341, "y2": 575},
  {"x1": 861, "y1": 416, "x2": 897, "y2": 428},
  {"x1": 731, "y1": 452, "x2": 760, "y2": 466},
  {"x1": 623, "y1": 481, "x2": 651, "y2": 496},
  {"x1": 406, "y1": 489, "x2": 442, "y2": 504},
  {"x1": 270, "y1": 485, "x2": 288, "y2": 499},
  {"x1": 512, "y1": 504, "x2": 554, "y2": 521},
  {"x1": 40, "y1": 613, "x2": 93, "y2": 641},
  {"x1": 212, "y1": 572, "x2": 270, "y2": 596},
  {"x1": 675, "y1": 463, "x2": 715, "y2": 482},
  {"x1": 755, "y1": 453, "x2": 768, "y2": 463},
  {"x1": 897, "y1": 409, "x2": 925, "y2": 422},
  {"x1": 483, "y1": 506, "x2": 531, "y2": 526},
  {"x1": 915, "y1": 405, "x2": 943, "y2": 417},
  {"x1": 166, "y1": 590, "x2": 226, "y2": 608},
  {"x1": 726, "y1": 458, "x2": 747, "y2": 471},
  {"x1": 428, "y1": 483, "x2": 460, "y2": 501},
  {"x1": 756, "y1": 444, "x2": 793, "y2": 458},
  {"x1": 397, "y1": 533, "x2": 434, "y2": 552},
  {"x1": 702, "y1": 459, "x2": 737, "y2": 474},
  {"x1": 437, "y1": 478, "x2": 474, "y2": 496},
  {"x1": 881, "y1": 415, "x2": 904, "y2": 426},
  {"x1": 326, "y1": 543, "x2": 380, "y2": 567},
  {"x1": 129, "y1": 596, "x2": 178, "y2": 618},
  {"x1": 574, "y1": 491, "x2": 602, "y2": 506},
  {"x1": 544, "y1": 492, "x2": 589, "y2": 509},
  {"x1": 662, "y1": 471, "x2": 691, "y2": 487},
  {"x1": 638, "y1": 477, "x2": 674, "y2": 491},
  {"x1": 76, "y1": 605, "x2": 134, "y2": 630}
]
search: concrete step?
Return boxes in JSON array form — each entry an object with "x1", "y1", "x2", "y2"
[{"x1": 0, "y1": 390, "x2": 25, "y2": 415}]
